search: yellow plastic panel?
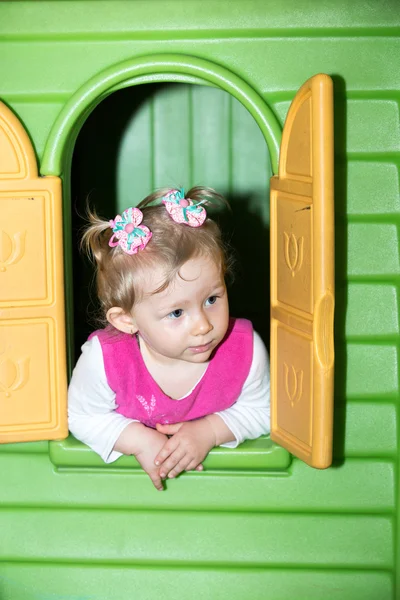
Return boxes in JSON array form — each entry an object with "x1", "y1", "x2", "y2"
[
  {"x1": 276, "y1": 194, "x2": 312, "y2": 314},
  {"x1": 0, "y1": 101, "x2": 67, "y2": 443},
  {"x1": 0, "y1": 193, "x2": 49, "y2": 303},
  {"x1": 0, "y1": 104, "x2": 37, "y2": 180},
  {"x1": 285, "y1": 94, "x2": 311, "y2": 180},
  {"x1": 1, "y1": 320, "x2": 53, "y2": 427},
  {"x1": 273, "y1": 322, "x2": 313, "y2": 449},
  {"x1": 270, "y1": 75, "x2": 334, "y2": 469}
]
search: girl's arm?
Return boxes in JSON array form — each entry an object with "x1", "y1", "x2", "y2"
[
  {"x1": 68, "y1": 336, "x2": 138, "y2": 463},
  {"x1": 69, "y1": 336, "x2": 204, "y2": 488},
  {"x1": 68, "y1": 336, "x2": 171, "y2": 490}
]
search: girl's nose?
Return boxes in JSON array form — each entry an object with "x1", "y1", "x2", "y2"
[{"x1": 191, "y1": 312, "x2": 213, "y2": 336}]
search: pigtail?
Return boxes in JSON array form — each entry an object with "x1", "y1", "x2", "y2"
[
  {"x1": 80, "y1": 206, "x2": 113, "y2": 266},
  {"x1": 136, "y1": 188, "x2": 177, "y2": 210},
  {"x1": 186, "y1": 186, "x2": 230, "y2": 211},
  {"x1": 137, "y1": 185, "x2": 230, "y2": 212}
]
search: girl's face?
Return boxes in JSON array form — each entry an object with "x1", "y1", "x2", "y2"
[{"x1": 131, "y1": 254, "x2": 229, "y2": 366}]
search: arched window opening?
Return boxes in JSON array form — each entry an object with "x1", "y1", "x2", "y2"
[{"x1": 71, "y1": 82, "x2": 272, "y2": 359}]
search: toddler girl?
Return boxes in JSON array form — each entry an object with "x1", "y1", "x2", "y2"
[{"x1": 68, "y1": 187, "x2": 270, "y2": 490}]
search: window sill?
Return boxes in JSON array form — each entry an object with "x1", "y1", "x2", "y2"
[{"x1": 49, "y1": 435, "x2": 291, "y2": 471}]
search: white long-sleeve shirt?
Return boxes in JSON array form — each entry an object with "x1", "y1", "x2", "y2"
[{"x1": 68, "y1": 331, "x2": 270, "y2": 463}]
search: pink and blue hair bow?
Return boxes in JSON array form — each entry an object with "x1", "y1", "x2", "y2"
[
  {"x1": 108, "y1": 189, "x2": 207, "y2": 255},
  {"x1": 108, "y1": 207, "x2": 152, "y2": 254},
  {"x1": 162, "y1": 188, "x2": 207, "y2": 227}
]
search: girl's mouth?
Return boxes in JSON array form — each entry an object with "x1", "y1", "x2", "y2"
[{"x1": 189, "y1": 341, "x2": 213, "y2": 354}]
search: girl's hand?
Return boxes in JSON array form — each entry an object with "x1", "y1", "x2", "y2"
[
  {"x1": 154, "y1": 419, "x2": 217, "y2": 479},
  {"x1": 113, "y1": 423, "x2": 168, "y2": 491}
]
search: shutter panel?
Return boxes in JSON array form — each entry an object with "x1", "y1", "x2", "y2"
[
  {"x1": 270, "y1": 75, "x2": 334, "y2": 468},
  {"x1": 0, "y1": 101, "x2": 67, "y2": 442}
]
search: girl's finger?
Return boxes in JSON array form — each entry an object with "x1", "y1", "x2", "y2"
[
  {"x1": 154, "y1": 437, "x2": 179, "y2": 466},
  {"x1": 149, "y1": 471, "x2": 164, "y2": 491},
  {"x1": 167, "y1": 456, "x2": 193, "y2": 479},
  {"x1": 155, "y1": 422, "x2": 183, "y2": 435},
  {"x1": 186, "y1": 462, "x2": 204, "y2": 472},
  {"x1": 159, "y1": 449, "x2": 187, "y2": 479}
]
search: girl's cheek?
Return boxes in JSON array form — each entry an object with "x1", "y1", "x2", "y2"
[
  {"x1": 210, "y1": 301, "x2": 228, "y2": 317},
  {"x1": 163, "y1": 317, "x2": 184, "y2": 330},
  {"x1": 166, "y1": 317, "x2": 191, "y2": 336}
]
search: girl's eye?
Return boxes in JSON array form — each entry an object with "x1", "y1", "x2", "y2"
[
  {"x1": 205, "y1": 296, "x2": 218, "y2": 306},
  {"x1": 168, "y1": 309, "x2": 183, "y2": 319}
]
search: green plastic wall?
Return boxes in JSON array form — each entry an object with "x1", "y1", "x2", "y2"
[{"x1": 0, "y1": 1, "x2": 399, "y2": 599}]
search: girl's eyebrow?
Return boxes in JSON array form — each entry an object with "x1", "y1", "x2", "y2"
[{"x1": 208, "y1": 284, "x2": 226, "y2": 296}]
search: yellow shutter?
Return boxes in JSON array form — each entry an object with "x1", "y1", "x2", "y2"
[
  {"x1": 0, "y1": 101, "x2": 67, "y2": 442},
  {"x1": 270, "y1": 74, "x2": 334, "y2": 468}
]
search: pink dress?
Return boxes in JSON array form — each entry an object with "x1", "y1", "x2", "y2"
[{"x1": 91, "y1": 318, "x2": 253, "y2": 428}]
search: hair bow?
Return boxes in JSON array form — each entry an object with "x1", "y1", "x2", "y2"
[
  {"x1": 109, "y1": 207, "x2": 152, "y2": 254},
  {"x1": 162, "y1": 188, "x2": 207, "y2": 227}
]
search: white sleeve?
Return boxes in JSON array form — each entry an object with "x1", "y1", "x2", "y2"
[
  {"x1": 215, "y1": 330, "x2": 270, "y2": 448},
  {"x1": 68, "y1": 336, "x2": 137, "y2": 463}
]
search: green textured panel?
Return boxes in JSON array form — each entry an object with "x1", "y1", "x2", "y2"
[
  {"x1": 343, "y1": 284, "x2": 399, "y2": 337},
  {"x1": 191, "y1": 85, "x2": 230, "y2": 190},
  {"x1": 271, "y1": 101, "x2": 290, "y2": 126},
  {"x1": 2, "y1": 101, "x2": 64, "y2": 160},
  {"x1": 153, "y1": 84, "x2": 191, "y2": 187},
  {"x1": 231, "y1": 92, "x2": 271, "y2": 224},
  {"x1": 336, "y1": 401, "x2": 397, "y2": 458},
  {"x1": 346, "y1": 223, "x2": 400, "y2": 276},
  {"x1": 2, "y1": 39, "x2": 400, "y2": 99},
  {"x1": 342, "y1": 344, "x2": 398, "y2": 398},
  {"x1": 117, "y1": 96, "x2": 153, "y2": 204},
  {"x1": 0, "y1": 455, "x2": 393, "y2": 513},
  {"x1": 0, "y1": 441, "x2": 48, "y2": 454},
  {"x1": 273, "y1": 101, "x2": 400, "y2": 155},
  {"x1": 215, "y1": 38, "x2": 400, "y2": 94},
  {"x1": 0, "y1": 509, "x2": 393, "y2": 567},
  {"x1": 346, "y1": 162, "x2": 400, "y2": 215},
  {"x1": 0, "y1": 564, "x2": 393, "y2": 600},
  {"x1": 1, "y1": 0, "x2": 400, "y2": 35},
  {"x1": 346, "y1": 100, "x2": 400, "y2": 153},
  {"x1": 49, "y1": 435, "x2": 290, "y2": 471}
]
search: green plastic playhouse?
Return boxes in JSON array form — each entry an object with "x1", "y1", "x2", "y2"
[{"x1": 0, "y1": 1, "x2": 399, "y2": 598}]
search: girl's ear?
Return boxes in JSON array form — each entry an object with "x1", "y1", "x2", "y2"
[{"x1": 106, "y1": 307, "x2": 138, "y2": 334}]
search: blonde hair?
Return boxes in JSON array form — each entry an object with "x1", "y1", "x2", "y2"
[{"x1": 81, "y1": 186, "x2": 233, "y2": 324}]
